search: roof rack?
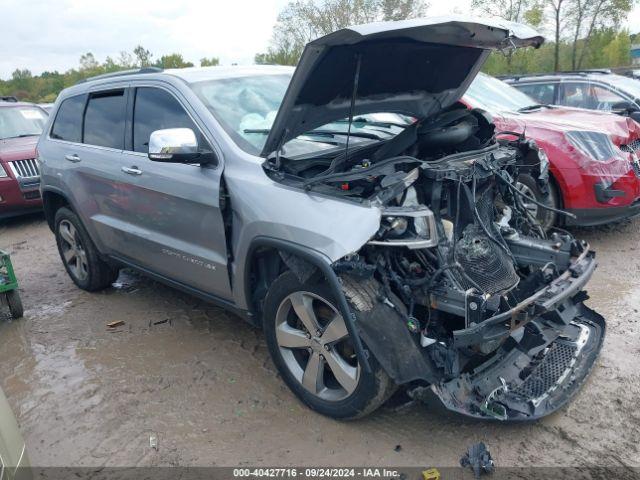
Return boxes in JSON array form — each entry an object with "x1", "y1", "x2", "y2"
[
  {"x1": 76, "y1": 67, "x2": 163, "y2": 85},
  {"x1": 500, "y1": 69, "x2": 613, "y2": 81},
  {"x1": 0, "y1": 95, "x2": 19, "y2": 102}
]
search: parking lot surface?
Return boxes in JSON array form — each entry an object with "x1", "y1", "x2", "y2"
[{"x1": 0, "y1": 213, "x2": 639, "y2": 468}]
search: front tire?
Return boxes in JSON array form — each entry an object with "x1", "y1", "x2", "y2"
[
  {"x1": 263, "y1": 271, "x2": 395, "y2": 419},
  {"x1": 516, "y1": 174, "x2": 559, "y2": 230},
  {"x1": 54, "y1": 207, "x2": 119, "y2": 291}
]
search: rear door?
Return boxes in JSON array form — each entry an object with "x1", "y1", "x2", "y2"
[
  {"x1": 45, "y1": 87, "x2": 134, "y2": 256},
  {"x1": 116, "y1": 84, "x2": 231, "y2": 299}
]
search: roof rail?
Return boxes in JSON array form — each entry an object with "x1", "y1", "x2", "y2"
[
  {"x1": 561, "y1": 68, "x2": 612, "y2": 74},
  {"x1": 76, "y1": 67, "x2": 163, "y2": 85},
  {"x1": 500, "y1": 69, "x2": 614, "y2": 81},
  {"x1": 0, "y1": 95, "x2": 19, "y2": 102}
]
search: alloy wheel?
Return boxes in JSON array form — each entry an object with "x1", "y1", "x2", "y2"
[
  {"x1": 59, "y1": 219, "x2": 89, "y2": 281},
  {"x1": 275, "y1": 291, "x2": 360, "y2": 401}
]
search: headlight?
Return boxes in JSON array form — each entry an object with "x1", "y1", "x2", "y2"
[
  {"x1": 566, "y1": 131, "x2": 618, "y2": 162},
  {"x1": 0, "y1": 164, "x2": 7, "y2": 178},
  {"x1": 369, "y1": 206, "x2": 438, "y2": 249}
]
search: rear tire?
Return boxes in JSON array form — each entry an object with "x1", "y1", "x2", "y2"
[
  {"x1": 54, "y1": 207, "x2": 119, "y2": 291},
  {"x1": 516, "y1": 173, "x2": 559, "y2": 230},
  {"x1": 263, "y1": 271, "x2": 395, "y2": 419},
  {"x1": 6, "y1": 290, "x2": 23, "y2": 319}
]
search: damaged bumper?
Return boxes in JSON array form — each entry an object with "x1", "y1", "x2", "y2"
[
  {"x1": 430, "y1": 245, "x2": 605, "y2": 421},
  {"x1": 432, "y1": 302, "x2": 605, "y2": 420},
  {"x1": 451, "y1": 245, "x2": 597, "y2": 348}
]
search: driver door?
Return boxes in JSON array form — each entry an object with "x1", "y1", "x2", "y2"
[{"x1": 117, "y1": 85, "x2": 231, "y2": 299}]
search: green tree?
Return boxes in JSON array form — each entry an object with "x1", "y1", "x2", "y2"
[
  {"x1": 133, "y1": 45, "x2": 153, "y2": 67},
  {"x1": 256, "y1": 0, "x2": 428, "y2": 65},
  {"x1": 155, "y1": 53, "x2": 194, "y2": 69},
  {"x1": 200, "y1": 57, "x2": 220, "y2": 67}
]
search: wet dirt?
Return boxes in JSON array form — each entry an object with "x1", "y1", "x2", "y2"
[{"x1": 0, "y1": 213, "x2": 639, "y2": 468}]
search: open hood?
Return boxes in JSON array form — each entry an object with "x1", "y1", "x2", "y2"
[{"x1": 261, "y1": 15, "x2": 544, "y2": 157}]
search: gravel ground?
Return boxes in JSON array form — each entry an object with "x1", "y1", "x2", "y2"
[{"x1": 0, "y1": 212, "x2": 639, "y2": 470}]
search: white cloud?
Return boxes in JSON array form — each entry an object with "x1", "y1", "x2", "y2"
[
  {"x1": 0, "y1": 0, "x2": 290, "y2": 78},
  {"x1": 1, "y1": 0, "x2": 638, "y2": 79}
]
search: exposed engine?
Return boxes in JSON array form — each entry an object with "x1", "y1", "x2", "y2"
[{"x1": 265, "y1": 106, "x2": 604, "y2": 421}]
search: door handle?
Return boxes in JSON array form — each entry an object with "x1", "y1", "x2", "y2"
[
  {"x1": 64, "y1": 154, "x2": 81, "y2": 163},
  {"x1": 121, "y1": 166, "x2": 143, "y2": 175}
]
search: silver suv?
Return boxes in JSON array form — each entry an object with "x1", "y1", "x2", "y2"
[{"x1": 38, "y1": 17, "x2": 605, "y2": 420}]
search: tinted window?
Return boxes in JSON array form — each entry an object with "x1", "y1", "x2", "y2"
[
  {"x1": 132, "y1": 87, "x2": 201, "y2": 153},
  {"x1": 83, "y1": 90, "x2": 126, "y2": 149},
  {"x1": 517, "y1": 83, "x2": 556, "y2": 105},
  {"x1": 51, "y1": 95, "x2": 85, "y2": 143},
  {"x1": 559, "y1": 82, "x2": 627, "y2": 111}
]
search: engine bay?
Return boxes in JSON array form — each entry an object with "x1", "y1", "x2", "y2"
[{"x1": 263, "y1": 106, "x2": 605, "y2": 420}]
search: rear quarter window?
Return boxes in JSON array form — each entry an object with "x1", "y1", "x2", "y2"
[{"x1": 50, "y1": 95, "x2": 86, "y2": 143}]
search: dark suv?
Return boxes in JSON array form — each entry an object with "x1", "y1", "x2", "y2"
[
  {"x1": 503, "y1": 70, "x2": 640, "y2": 122},
  {"x1": 0, "y1": 99, "x2": 47, "y2": 219}
]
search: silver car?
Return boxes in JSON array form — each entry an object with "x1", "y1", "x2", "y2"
[{"x1": 38, "y1": 16, "x2": 605, "y2": 420}]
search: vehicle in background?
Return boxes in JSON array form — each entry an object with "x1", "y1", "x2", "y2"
[
  {"x1": 464, "y1": 73, "x2": 640, "y2": 227},
  {"x1": 0, "y1": 101, "x2": 47, "y2": 219},
  {"x1": 38, "y1": 103, "x2": 54, "y2": 114},
  {"x1": 502, "y1": 70, "x2": 640, "y2": 122}
]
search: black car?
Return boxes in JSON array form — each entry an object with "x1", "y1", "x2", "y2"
[{"x1": 503, "y1": 70, "x2": 640, "y2": 122}]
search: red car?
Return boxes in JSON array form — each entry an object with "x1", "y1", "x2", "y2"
[
  {"x1": 464, "y1": 73, "x2": 640, "y2": 227},
  {"x1": 0, "y1": 99, "x2": 48, "y2": 219}
]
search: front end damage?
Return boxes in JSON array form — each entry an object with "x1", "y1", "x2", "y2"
[
  {"x1": 259, "y1": 17, "x2": 603, "y2": 421},
  {"x1": 268, "y1": 108, "x2": 605, "y2": 421}
]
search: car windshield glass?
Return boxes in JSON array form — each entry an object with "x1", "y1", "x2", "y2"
[
  {"x1": 190, "y1": 74, "x2": 405, "y2": 156},
  {"x1": 464, "y1": 73, "x2": 539, "y2": 113},
  {"x1": 606, "y1": 75, "x2": 640, "y2": 100},
  {"x1": 0, "y1": 106, "x2": 48, "y2": 140}
]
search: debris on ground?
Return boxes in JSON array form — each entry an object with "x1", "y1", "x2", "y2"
[
  {"x1": 152, "y1": 319, "x2": 168, "y2": 326},
  {"x1": 394, "y1": 444, "x2": 402, "y2": 452},
  {"x1": 149, "y1": 433, "x2": 158, "y2": 451},
  {"x1": 107, "y1": 320, "x2": 125, "y2": 328},
  {"x1": 460, "y1": 442, "x2": 494, "y2": 478},
  {"x1": 421, "y1": 468, "x2": 441, "y2": 480}
]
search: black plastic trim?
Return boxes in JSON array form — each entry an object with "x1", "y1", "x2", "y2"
[{"x1": 245, "y1": 236, "x2": 372, "y2": 373}]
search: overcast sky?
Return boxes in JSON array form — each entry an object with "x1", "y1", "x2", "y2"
[{"x1": 1, "y1": 0, "x2": 639, "y2": 79}]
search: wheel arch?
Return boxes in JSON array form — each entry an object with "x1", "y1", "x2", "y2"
[
  {"x1": 242, "y1": 236, "x2": 372, "y2": 373},
  {"x1": 42, "y1": 187, "x2": 72, "y2": 231}
]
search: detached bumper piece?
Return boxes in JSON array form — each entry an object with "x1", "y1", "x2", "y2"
[{"x1": 432, "y1": 303, "x2": 605, "y2": 420}]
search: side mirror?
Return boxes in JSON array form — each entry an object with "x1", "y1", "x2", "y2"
[
  {"x1": 612, "y1": 101, "x2": 639, "y2": 113},
  {"x1": 148, "y1": 128, "x2": 206, "y2": 163}
]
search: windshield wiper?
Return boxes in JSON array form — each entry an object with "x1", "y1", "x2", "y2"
[
  {"x1": 306, "y1": 130, "x2": 383, "y2": 140},
  {"x1": 2, "y1": 134, "x2": 39, "y2": 139},
  {"x1": 244, "y1": 128, "x2": 383, "y2": 140},
  {"x1": 243, "y1": 129, "x2": 271, "y2": 135},
  {"x1": 333, "y1": 118, "x2": 410, "y2": 129},
  {"x1": 517, "y1": 104, "x2": 549, "y2": 113}
]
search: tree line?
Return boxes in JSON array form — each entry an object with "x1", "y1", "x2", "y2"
[
  {"x1": 0, "y1": 46, "x2": 219, "y2": 103},
  {"x1": 1, "y1": 0, "x2": 637, "y2": 102}
]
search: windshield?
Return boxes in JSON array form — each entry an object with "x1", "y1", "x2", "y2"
[
  {"x1": 190, "y1": 74, "x2": 406, "y2": 156},
  {"x1": 606, "y1": 74, "x2": 640, "y2": 100},
  {"x1": 0, "y1": 106, "x2": 48, "y2": 140},
  {"x1": 191, "y1": 74, "x2": 291, "y2": 154},
  {"x1": 464, "y1": 73, "x2": 539, "y2": 113}
]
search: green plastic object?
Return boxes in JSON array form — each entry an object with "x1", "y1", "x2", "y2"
[{"x1": 0, "y1": 250, "x2": 23, "y2": 318}]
